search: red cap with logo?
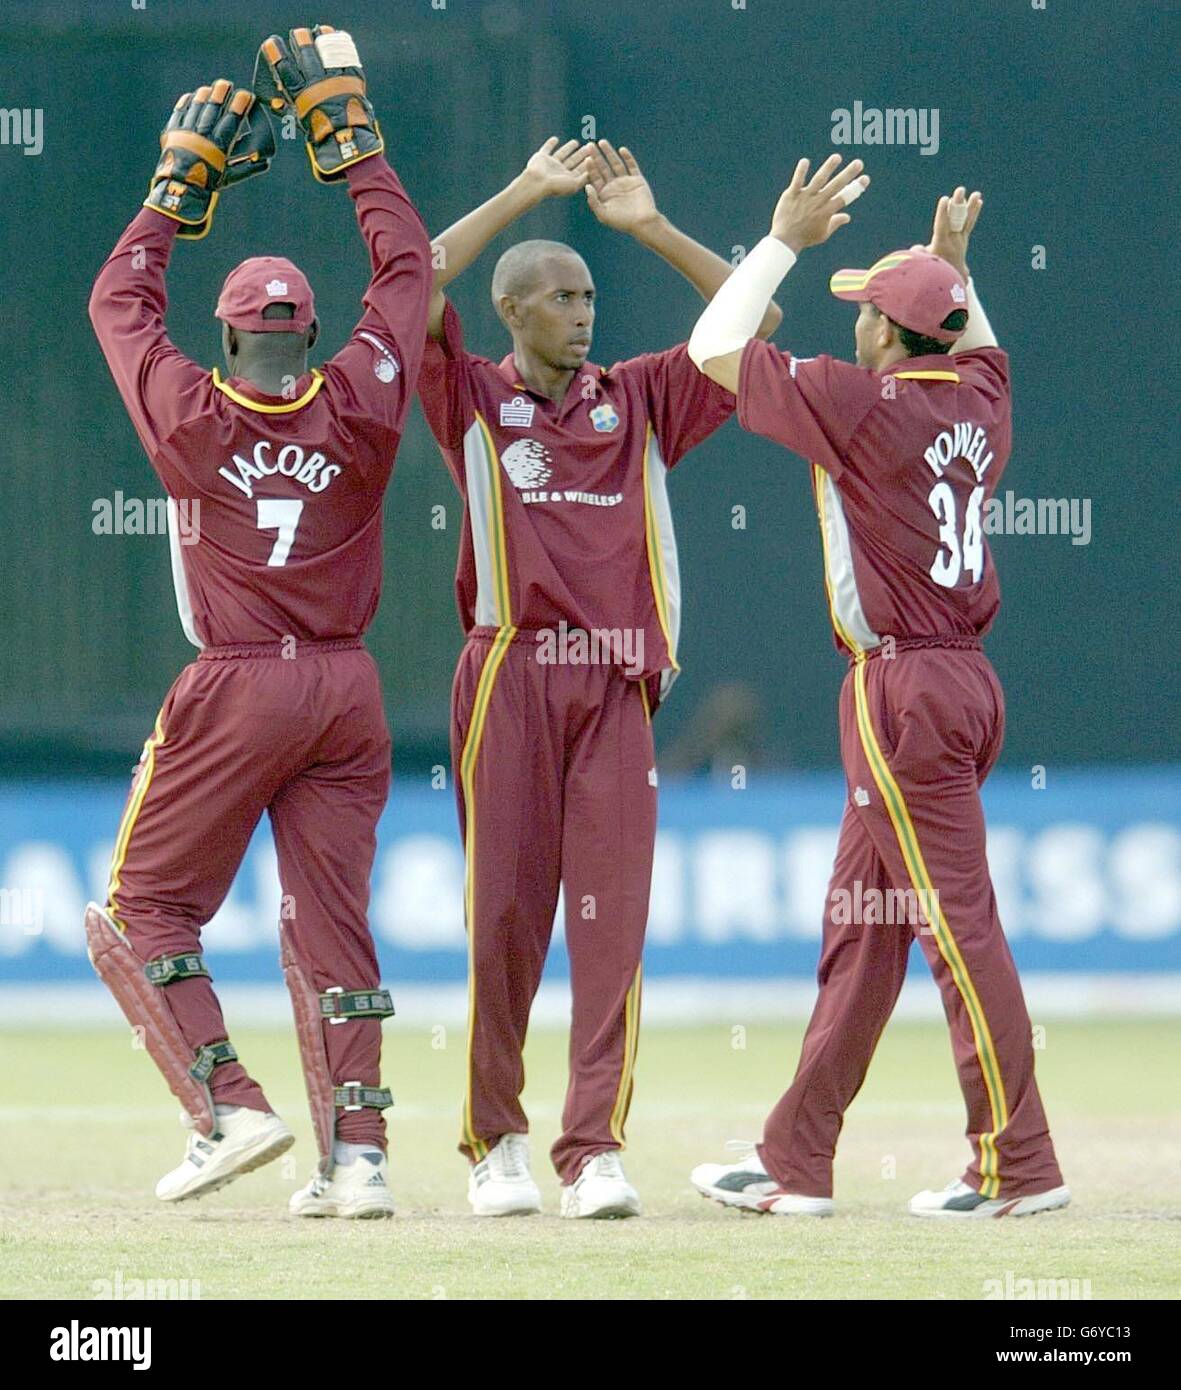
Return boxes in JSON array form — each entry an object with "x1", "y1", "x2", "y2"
[
  {"x1": 215, "y1": 256, "x2": 316, "y2": 333},
  {"x1": 829, "y1": 248, "x2": 967, "y2": 343}
]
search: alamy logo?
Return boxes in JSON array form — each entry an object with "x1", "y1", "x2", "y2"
[
  {"x1": 831, "y1": 101, "x2": 939, "y2": 156},
  {"x1": 501, "y1": 438, "x2": 553, "y2": 489},
  {"x1": 49, "y1": 1321, "x2": 151, "y2": 1370},
  {"x1": 0, "y1": 107, "x2": 43, "y2": 156}
]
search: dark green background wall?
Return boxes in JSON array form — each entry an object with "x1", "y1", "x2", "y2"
[{"x1": 2, "y1": 0, "x2": 1174, "y2": 772}]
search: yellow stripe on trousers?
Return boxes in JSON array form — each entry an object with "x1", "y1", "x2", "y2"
[
  {"x1": 106, "y1": 709, "x2": 167, "y2": 931},
  {"x1": 608, "y1": 966, "x2": 642, "y2": 1145},
  {"x1": 851, "y1": 658, "x2": 1009, "y2": 1198},
  {"x1": 458, "y1": 625, "x2": 516, "y2": 1160}
]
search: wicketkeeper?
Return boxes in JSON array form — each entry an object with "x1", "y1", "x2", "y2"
[{"x1": 86, "y1": 25, "x2": 432, "y2": 1217}]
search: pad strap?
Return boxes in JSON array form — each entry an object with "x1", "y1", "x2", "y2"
[
  {"x1": 334, "y1": 1084, "x2": 393, "y2": 1111},
  {"x1": 320, "y1": 986, "x2": 395, "y2": 1023},
  {"x1": 189, "y1": 1040, "x2": 239, "y2": 1083},
  {"x1": 145, "y1": 952, "x2": 210, "y2": 985}
]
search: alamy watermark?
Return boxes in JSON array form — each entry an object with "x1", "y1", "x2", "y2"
[
  {"x1": 831, "y1": 101, "x2": 939, "y2": 156},
  {"x1": 0, "y1": 886, "x2": 43, "y2": 935},
  {"x1": 983, "y1": 491, "x2": 1091, "y2": 546},
  {"x1": 535, "y1": 621, "x2": 644, "y2": 677},
  {"x1": 830, "y1": 879, "x2": 937, "y2": 929},
  {"x1": 92, "y1": 494, "x2": 200, "y2": 545},
  {"x1": 983, "y1": 1270, "x2": 1092, "y2": 1301},
  {"x1": 0, "y1": 107, "x2": 43, "y2": 155}
]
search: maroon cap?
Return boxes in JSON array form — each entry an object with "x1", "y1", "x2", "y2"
[
  {"x1": 215, "y1": 256, "x2": 316, "y2": 333},
  {"x1": 829, "y1": 248, "x2": 967, "y2": 343}
]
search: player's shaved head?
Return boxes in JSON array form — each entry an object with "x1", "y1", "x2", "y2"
[
  {"x1": 491, "y1": 240, "x2": 596, "y2": 395},
  {"x1": 491, "y1": 239, "x2": 588, "y2": 309}
]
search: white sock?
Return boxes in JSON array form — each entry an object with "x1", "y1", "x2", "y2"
[{"x1": 333, "y1": 1139, "x2": 383, "y2": 1166}]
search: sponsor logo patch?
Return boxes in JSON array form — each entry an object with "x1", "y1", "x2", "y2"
[
  {"x1": 500, "y1": 395, "x2": 535, "y2": 427},
  {"x1": 265, "y1": 279, "x2": 288, "y2": 296},
  {"x1": 501, "y1": 438, "x2": 554, "y2": 489}
]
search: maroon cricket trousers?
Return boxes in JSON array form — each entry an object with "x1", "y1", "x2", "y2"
[
  {"x1": 451, "y1": 626, "x2": 657, "y2": 1183},
  {"x1": 760, "y1": 642, "x2": 1064, "y2": 1199},
  {"x1": 106, "y1": 639, "x2": 391, "y2": 1147}
]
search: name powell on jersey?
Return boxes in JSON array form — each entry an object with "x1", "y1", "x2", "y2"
[
  {"x1": 218, "y1": 440, "x2": 343, "y2": 499},
  {"x1": 501, "y1": 438, "x2": 554, "y2": 489}
]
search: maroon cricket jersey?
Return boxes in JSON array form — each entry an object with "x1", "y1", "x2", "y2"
[
  {"x1": 89, "y1": 158, "x2": 433, "y2": 647},
  {"x1": 737, "y1": 341, "x2": 1012, "y2": 656},
  {"x1": 416, "y1": 301, "x2": 734, "y2": 701}
]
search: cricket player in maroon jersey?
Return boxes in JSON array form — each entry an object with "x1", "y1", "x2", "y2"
[
  {"x1": 417, "y1": 138, "x2": 781, "y2": 1218},
  {"x1": 85, "y1": 27, "x2": 432, "y2": 1217},
  {"x1": 687, "y1": 159, "x2": 1069, "y2": 1218}
]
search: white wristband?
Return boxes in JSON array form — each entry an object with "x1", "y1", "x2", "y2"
[
  {"x1": 954, "y1": 277, "x2": 998, "y2": 352},
  {"x1": 688, "y1": 235, "x2": 796, "y2": 369}
]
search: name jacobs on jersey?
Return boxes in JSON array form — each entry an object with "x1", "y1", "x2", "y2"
[{"x1": 218, "y1": 440, "x2": 342, "y2": 499}]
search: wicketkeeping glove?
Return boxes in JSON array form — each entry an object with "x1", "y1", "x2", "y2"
[
  {"x1": 145, "y1": 80, "x2": 275, "y2": 239},
  {"x1": 253, "y1": 25, "x2": 383, "y2": 183}
]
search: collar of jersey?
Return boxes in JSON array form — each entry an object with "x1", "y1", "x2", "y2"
[
  {"x1": 884, "y1": 355, "x2": 960, "y2": 384},
  {"x1": 211, "y1": 367, "x2": 325, "y2": 413},
  {"x1": 498, "y1": 355, "x2": 606, "y2": 407}
]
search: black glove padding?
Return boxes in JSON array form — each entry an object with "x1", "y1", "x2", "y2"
[{"x1": 254, "y1": 24, "x2": 382, "y2": 183}]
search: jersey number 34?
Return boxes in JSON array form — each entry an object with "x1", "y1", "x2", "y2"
[{"x1": 928, "y1": 482, "x2": 984, "y2": 588}]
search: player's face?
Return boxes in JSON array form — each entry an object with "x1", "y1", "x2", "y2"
[
  {"x1": 514, "y1": 255, "x2": 596, "y2": 372},
  {"x1": 854, "y1": 302, "x2": 888, "y2": 368}
]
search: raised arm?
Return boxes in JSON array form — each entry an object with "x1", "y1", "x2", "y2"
[
  {"x1": 255, "y1": 25, "x2": 432, "y2": 424},
  {"x1": 89, "y1": 82, "x2": 269, "y2": 457},
  {"x1": 687, "y1": 154, "x2": 869, "y2": 392},
  {"x1": 916, "y1": 187, "x2": 997, "y2": 352},
  {"x1": 427, "y1": 137, "x2": 590, "y2": 339},
  {"x1": 584, "y1": 140, "x2": 783, "y2": 340}
]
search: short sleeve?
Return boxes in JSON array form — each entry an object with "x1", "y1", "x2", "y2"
[
  {"x1": 737, "y1": 340, "x2": 881, "y2": 480},
  {"x1": 613, "y1": 342, "x2": 735, "y2": 468},
  {"x1": 416, "y1": 300, "x2": 474, "y2": 452}
]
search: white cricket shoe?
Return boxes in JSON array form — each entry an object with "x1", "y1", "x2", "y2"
[
  {"x1": 290, "y1": 1147, "x2": 395, "y2": 1220},
  {"x1": 559, "y1": 1151, "x2": 642, "y2": 1220},
  {"x1": 908, "y1": 1178, "x2": 1072, "y2": 1219},
  {"x1": 690, "y1": 1143, "x2": 834, "y2": 1216},
  {"x1": 468, "y1": 1134, "x2": 542, "y2": 1217},
  {"x1": 156, "y1": 1105, "x2": 293, "y2": 1202}
]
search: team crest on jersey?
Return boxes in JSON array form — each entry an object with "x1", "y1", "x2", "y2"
[
  {"x1": 500, "y1": 395, "x2": 535, "y2": 427},
  {"x1": 358, "y1": 331, "x2": 400, "y2": 384},
  {"x1": 501, "y1": 437, "x2": 553, "y2": 489},
  {"x1": 589, "y1": 401, "x2": 619, "y2": 433}
]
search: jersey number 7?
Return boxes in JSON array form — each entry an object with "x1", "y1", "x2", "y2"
[{"x1": 257, "y1": 498, "x2": 305, "y2": 567}]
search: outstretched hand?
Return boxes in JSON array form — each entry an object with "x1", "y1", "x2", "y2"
[
  {"x1": 521, "y1": 137, "x2": 592, "y2": 199},
  {"x1": 914, "y1": 186, "x2": 983, "y2": 278},
  {"x1": 770, "y1": 154, "x2": 869, "y2": 254},
  {"x1": 583, "y1": 140, "x2": 660, "y2": 233}
]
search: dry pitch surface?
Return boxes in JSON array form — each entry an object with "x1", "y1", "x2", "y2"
[{"x1": 2, "y1": 1019, "x2": 1178, "y2": 1300}]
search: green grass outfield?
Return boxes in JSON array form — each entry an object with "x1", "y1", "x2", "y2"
[{"x1": 2, "y1": 1019, "x2": 1178, "y2": 1300}]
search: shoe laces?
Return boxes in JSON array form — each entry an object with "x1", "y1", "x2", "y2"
[
  {"x1": 586, "y1": 1150, "x2": 625, "y2": 1182},
  {"x1": 488, "y1": 1134, "x2": 530, "y2": 1182}
]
